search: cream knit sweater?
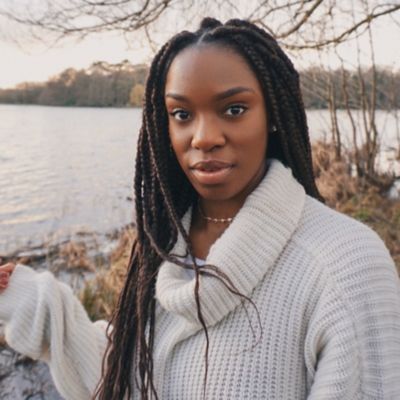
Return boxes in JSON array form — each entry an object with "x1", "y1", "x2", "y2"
[{"x1": 1, "y1": 159, "x2": 400, "y2": 399}]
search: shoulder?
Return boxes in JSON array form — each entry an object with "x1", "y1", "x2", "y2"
[
  {"x1": 289, "y1": 195, "x2": 399, "y2": 310},
  {"x1": 294, "y1": 195, "x2": 395, "y2": 267}
]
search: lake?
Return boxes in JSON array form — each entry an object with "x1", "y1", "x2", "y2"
[{"x1": 0, "y1": 104, "x2": 399, "y2": 256}]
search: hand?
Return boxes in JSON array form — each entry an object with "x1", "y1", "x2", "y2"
[{"x1": 0, "y1": 262, "x2": 16, "y2": 291}]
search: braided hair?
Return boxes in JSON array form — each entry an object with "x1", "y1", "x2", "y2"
[{"x1": 95, "y1": 17, "x2": 324, "y2": 400}]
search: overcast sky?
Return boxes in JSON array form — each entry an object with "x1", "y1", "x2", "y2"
[{"x1": 0, "y1": 8, "x2": 398, "y2": 89}]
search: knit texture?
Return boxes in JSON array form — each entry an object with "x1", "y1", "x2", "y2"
[
  {"x1": 0, "y1": 266, "x2": 108, "y2": 400},
  {"x1": 1, "y1": 158, "x2": 400, "y2": 399}
]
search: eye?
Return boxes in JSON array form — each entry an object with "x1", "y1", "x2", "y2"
[
  {"x1": 170, "y1": 109, "x2": 191, "y2": 121},
  {"x1": 225, "y1": 104, "x2": 247, "y2": 117}
]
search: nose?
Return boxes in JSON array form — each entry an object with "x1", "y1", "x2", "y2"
[{"x1": 191, "y1": 115, "x2": 226, "y2": 152}]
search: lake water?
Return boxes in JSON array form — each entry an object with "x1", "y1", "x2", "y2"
[
  {"x1": 0, "y1": 105, "x2": 399, "y2": 256},
  {"x1": 0, "y1": 105, "x2": 139, "y2": 256}
]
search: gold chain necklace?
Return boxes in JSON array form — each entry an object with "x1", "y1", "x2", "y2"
[{"x1": 198, "y1": 204, "x2": 234, "y2": 224}]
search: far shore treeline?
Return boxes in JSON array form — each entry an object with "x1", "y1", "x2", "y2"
[{"x1": 0, "y1": 60, "x2": 399, "y2": 109}]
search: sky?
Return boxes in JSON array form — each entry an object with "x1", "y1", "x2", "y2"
[
  {"x1": 0, "y1": 6, "x2": 399, "y2": 89},
  {"x1": 0, "y1": 32, "x2": 154, "y2": 88}
]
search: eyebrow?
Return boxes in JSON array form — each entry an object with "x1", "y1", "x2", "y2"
[{"x1": 165, "y1": 86, "x2": 255, "y2": 102}]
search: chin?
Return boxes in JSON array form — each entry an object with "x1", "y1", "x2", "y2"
[{"x1": 192, "y1": 184, "x2": 238, "y2": 202}]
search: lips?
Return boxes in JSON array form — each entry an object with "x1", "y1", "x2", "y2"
[
  {"x1": 191, "y1": 160, "x2": 233, "y2": 171},
  {"x1": 190, "y1": 160, "x2": 234, "y2": 185}
]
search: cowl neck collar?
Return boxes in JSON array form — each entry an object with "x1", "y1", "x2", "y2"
[{"x1": 155, "y1": 158, "x2": 306, "y2": 331}]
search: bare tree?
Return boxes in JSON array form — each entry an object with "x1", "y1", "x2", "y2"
[
  {"x1": 0, "y1": 0, "x2": 399, "y2": 50},
  {"x1": 388, "y1": 72, "x2": 400, "y2": 160}
]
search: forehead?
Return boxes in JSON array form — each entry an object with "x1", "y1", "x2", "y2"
[{"x1": 165, "y1": 44, "x2": 262, "y2": 97}]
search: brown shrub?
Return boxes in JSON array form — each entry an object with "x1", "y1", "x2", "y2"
[
  {"x1": 79, "y1": 226, "x2": 135, "y2": 320},
  {"x1": 60, "y1": 241, "x2": 96, "y2": 272}
]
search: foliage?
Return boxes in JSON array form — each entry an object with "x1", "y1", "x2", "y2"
[
  {"x1": 0, "y1": 61, "x2": 148, "y2": 107},
  {"x1": 1, "y1": 64, "x2": 400, "y2": 110},
  {"x1": 129, "y1": 83, "x2": 145, "y2": 107}
]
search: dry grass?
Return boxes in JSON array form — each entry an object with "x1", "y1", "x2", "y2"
[
  {"x1": 79, "y1": 226, "x2": 135, "y2": 320},
  {"x1": 58, "y1": 241, "x2": 96, "y2": 272},
  {"x1": 312, "y1": 141, "x2": 358, "y2": 208},
  {"x1": 2, "y1": 239, "x2": 99, "y2": 274}
]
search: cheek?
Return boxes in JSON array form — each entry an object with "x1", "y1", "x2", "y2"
[
  {"x1": 234, "y1": 119, "x2": 268, "y2": 156},
  {"x1": 169, "y1": 127, "x2": 189, "y2": 165},
  {"x1": 235, "y1": 105, "x2": 267, "y2": 144}
]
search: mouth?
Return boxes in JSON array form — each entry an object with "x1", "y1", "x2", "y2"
[
  {"x1": 191, "y1": 160, "x2": 233, "y2": 171},
  {"x1": 190, "y1": 160, "x2": 234, "y2": 185}
]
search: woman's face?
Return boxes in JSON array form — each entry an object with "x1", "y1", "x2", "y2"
[{"x1": 165, "y1": 44, "x2": 268, "y2": 202}]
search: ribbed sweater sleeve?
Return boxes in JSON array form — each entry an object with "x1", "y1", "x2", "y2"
[
  {"x1": 0, "y1": 264, "x2": 108, "y2": 400},
  {"x1": 304, "y1": 234, "x2": 400, "y2": 399}
]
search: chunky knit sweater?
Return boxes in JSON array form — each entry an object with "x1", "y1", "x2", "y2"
[{"x1": 1, "y1": 159, "x2": 400, "y2": 400}]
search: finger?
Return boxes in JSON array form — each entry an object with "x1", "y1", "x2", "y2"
[
  {"x1": 0, "y1": 262, "x2": 13, "y2": 267},
  {"x1": 0, "y1": 275, "x2": 9, "y2": 288},
  {"x1": 0, "y1": 263, "x2": 16, "y2": 274},
  {"x1": 0, "y1": 262, "x2": 15, "y2": 270},
  {"x1": 0, "y1": 277, "x2": 8, "y2": 285}
]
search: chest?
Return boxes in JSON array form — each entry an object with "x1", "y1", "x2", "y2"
[{"x1": 152, "y1": 274, "x2": 313, "y2": 399}]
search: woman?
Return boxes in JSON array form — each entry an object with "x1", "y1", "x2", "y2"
[{"x1": 1, "y1": 17, "x2": 400, "y2": 400}]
